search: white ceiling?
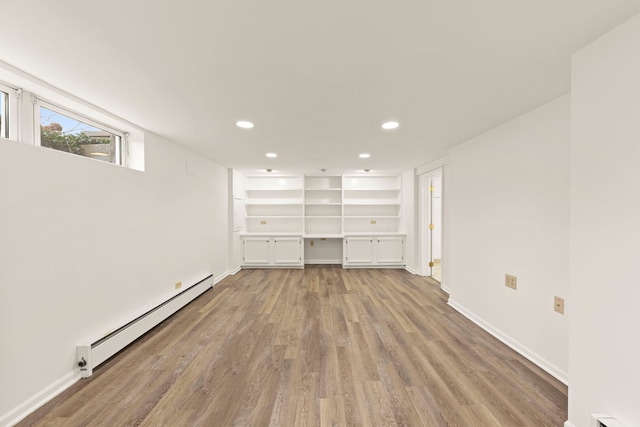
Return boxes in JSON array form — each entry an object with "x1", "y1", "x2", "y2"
[{"x1": 2, "y1": 0, "x2": 640, "y2": 174}]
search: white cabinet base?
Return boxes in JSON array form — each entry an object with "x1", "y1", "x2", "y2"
[
  {"x1": 242, "y1": 236, "x2": 304, "y2": 268},
  {"x1": 343, "y1": 235, "x2": 405, "y2": 268}
]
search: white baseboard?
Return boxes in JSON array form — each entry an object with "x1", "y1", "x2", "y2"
[
  {"x1": 405, "y1": 266, "x2": 419, "y2": 275},
  {"x1": 0, "y1": 371, "x2": 80, "y2": 427},
  {"x1": 304, "y1": 260, "x2": 342, "y2": 265},
  {"x1": 215, "y1": 266, "x2": 240, "y2": 283},
  {"x1": 2, "y1": 272, "x2": 226, "y2": 427},
  {"x1": 448, "y1": 299, "x2": 568, "y2": 385}
]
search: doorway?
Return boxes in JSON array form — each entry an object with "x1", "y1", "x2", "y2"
[
  {"x1": 419, "y1": 167, "x2": 444, "y2": 284},
  {"x1": 427, "y1": 172, "x2": 443, "y2": 282}
]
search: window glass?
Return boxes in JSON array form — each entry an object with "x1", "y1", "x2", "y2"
[
  {"x1": 0, "y1": 90, "x2": 8, "y2": 139},
  {"x1": 39, "y1": 106, "x2": 123, "y2": 165}
]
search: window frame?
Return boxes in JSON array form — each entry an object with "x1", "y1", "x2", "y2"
[
  {"x1": 0, "y1": 81, "x2": 19, "y2": 141},
  {"x1": 34, "y1": 98, "x2": 128, "y2": 167}
]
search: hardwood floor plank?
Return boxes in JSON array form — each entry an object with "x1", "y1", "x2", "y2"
[{"x1": 19, "y1": 267, "x2": 567, "y2": 427}]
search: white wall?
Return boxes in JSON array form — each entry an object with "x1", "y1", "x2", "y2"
[
  {"x1": 569, "y1": 14, "x2": 640, "y2": 427},
  {"x1": 229, "y1": 169, "x2": 245, "y2": 271},
  {"x1": 0, "y1": 133, "x2": 229, "y2": 424},
  {"x1": 447, "y1": 95, "x2": 571, "y2": 381},
  {"x1": 402, "y1": 170, "x2": 418, "y2": 273}
]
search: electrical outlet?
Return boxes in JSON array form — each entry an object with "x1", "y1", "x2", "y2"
[
  {"x1": 554, "y1": 296, "x2": 565, "y2": 314},
  {"x1": 505, "y1": 274, "x2": 517, "y2": 290},
  {"x1": 175, "y1": 281, "x2": 182, "y2": 290}
]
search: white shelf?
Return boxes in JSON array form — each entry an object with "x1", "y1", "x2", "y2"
[
  {"x1": 343, "y1": 232, "x2": 406, "y2": 236},
  {"x1": 247, "y1": 216, "x2": 301, "y2": 219},
  {"x1": 239, "y1": 173, "x2": 401, "y2": 243},
  {"x1": 240, "y1": 232, "x2": 304, "y2": 237},
  {"x1": 343, "y1": 215, "x2": 399, "y2": 218},
  {"x1": 342, "y1": 174, "x2": 402, "y2": 235},
  {"x1": 343, "y1": 187, "x2": 400, "y2": 191},
  {"x1": 343, "y1": 201, "x2": 400, "y2": 205},
  {"x1": 245, "y1": 200, "x2": 303, "y2": 205},
  {"x1": 305, "y1": 202, "x2": 341, "y2": 205},
  {"x1": 244, "y1": 175, "x2": 304, "y2": 234}
]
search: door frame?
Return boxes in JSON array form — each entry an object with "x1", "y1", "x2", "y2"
[{"x1": 418, "y1": 160, "x2": 447, "y2": 289}]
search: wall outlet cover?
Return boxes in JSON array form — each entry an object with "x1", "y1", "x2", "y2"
[{"x1": 554, "y1": 296, "x2": 565, "y2": 314}]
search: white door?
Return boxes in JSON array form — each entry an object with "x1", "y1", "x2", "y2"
[
  {"x1": 273, "y1": 238, "x2": 302, "y2": 264},
  {"x1": 376, "y1": 236, "x2": 404, "y2": 264},
  {"x1": 243, "y1": 237, "x2": 271, "y2": 264},
  {"x1": 344, "y1": 237, "x2": 374, "y2": 264},
  {"x1": 427, "y1": 173, "x2": 443, "y2": 281}
]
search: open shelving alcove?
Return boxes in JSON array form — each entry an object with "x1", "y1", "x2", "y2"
[{"x1": 239, "y1": 173, "x2": 405, "y2": 268}]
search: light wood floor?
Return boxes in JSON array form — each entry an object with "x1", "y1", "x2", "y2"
[{"x1": 19, "y1": 266, "x2": 567, "y2": 426}]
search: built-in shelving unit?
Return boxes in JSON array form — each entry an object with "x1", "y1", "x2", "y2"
[
  {"x1": 304, "y1": 175, "x2": 342, "y2": 236},
  {"x1": 342, "y1": 174, "x2": 402, "y2": 234},
  {"x1": 239, "y1": 173, "x2": 404, "y2": 268},
  {"x1": 244, "y1": 175, "x2": 304, "y2": 234}
]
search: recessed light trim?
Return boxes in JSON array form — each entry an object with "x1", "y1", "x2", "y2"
[
  {"x1": 236, "y1": 120, "x2": 254, "y2": 129},
  {"x1": 359, "y1": 153, "x2": 371, "y2": 159},
  {"x1": 382, "y1": 121, "x2": 399, "y2": 130},
  {"x1": 265, "y1": 152, "x2": 278, "y2": 158}
]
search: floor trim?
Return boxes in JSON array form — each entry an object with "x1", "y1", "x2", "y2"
[
  {"x1": 448, "y1": 299, "x2": 568, "y2": 385},
  {"x1": 1, "y1": 371, "x2": 80, "y2": 427}
]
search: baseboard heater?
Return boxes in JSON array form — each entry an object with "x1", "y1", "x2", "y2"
[
  {"x1": 76, "y1": 274, "x2": 213, "y2": 378},
  {"x1": 592, "y1": 414, "x2": 625, "y2": 427}
]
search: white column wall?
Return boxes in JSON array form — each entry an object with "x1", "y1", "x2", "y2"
[
  {"x1": 447, "y1": 95, "x2": 571, "y2": 381},
  {"x1": 569, "y1": 13, "x2": 640, "y2": 427},
  {"x1": 0, "y1": 132, "x2": 229, "y2": 424},
  {"x1": 402, "y1": 169, "x2": 418, "y2": 273}
]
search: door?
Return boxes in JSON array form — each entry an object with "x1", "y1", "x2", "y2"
[
  {"x1": 344, "y1": 237, "x2": 374, "y2": 264},
  {"x1": 243, "y1": 237, "x2": 271, "y2": 265},
  {"x1": 427, "y1": 173, "x2": 443, "y2": 281},
  {"x1": 376, "y1": 236, "x2": 404, "y2": 264},
  {"x1": 273, "y1": 237, "x2": 302, "y2": 264}
]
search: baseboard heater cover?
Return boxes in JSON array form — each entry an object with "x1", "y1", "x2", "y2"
[
  {"x1": 76, "y1": 274, "x2": 213, "y2": 378},
  {"x1": 591, "y1": 414, "x2": 625, "y2": 427}
]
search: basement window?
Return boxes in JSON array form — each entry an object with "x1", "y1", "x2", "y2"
[
  {"x1": 0, "y1": 82, "x2": 18, "y2": 141},
  {"x1": 36, "y1": 100, "x2": 126, "y2": 166}
]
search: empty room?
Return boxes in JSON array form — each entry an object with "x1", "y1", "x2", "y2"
[{"x1": 1, "y1": 1, "x2": 640, "y2": 426}]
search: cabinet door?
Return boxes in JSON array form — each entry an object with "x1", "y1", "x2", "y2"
[
  {"x1": 344, "y1": 237, "x2": 374, "y2": 264},
  {"x1": 243, "y1": 238, "x2": 271, "y2": 265},
  {"x1": 273, "y1": 237, "x2": 302, "y2": 265},
  {"x1": 376, "y1": 236, "x2": 404, "y2": 264}
]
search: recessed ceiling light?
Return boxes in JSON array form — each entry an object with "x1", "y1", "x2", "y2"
[
  {"x1": 382, "y1": 121, "x2": 399, "y2": 130},
  {"x1": 359, "y1": 153, "x2": 371, "y2": 159},
  {"x1": 265, "y1": 152, "x2": 277, "y2": 158},
  {"x1": 236, "y1": 120, "x2": 254, "y2": 129}
]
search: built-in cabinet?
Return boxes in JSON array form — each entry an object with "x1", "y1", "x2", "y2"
[
  {"x1": 343, "y1": 235, "x2": 404, "y2": 267},
  {"x1": 242, "y1": 236, "x2": 304, "y2": 267},
  {"x1": 240, "y1": 173, "x2": 404, "y2": 268}
]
